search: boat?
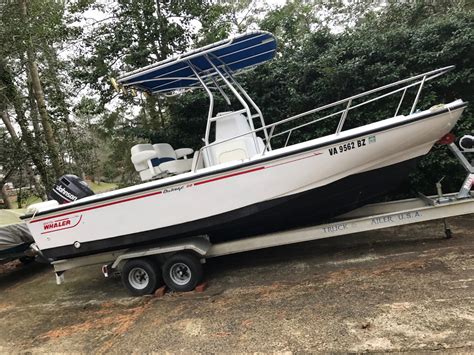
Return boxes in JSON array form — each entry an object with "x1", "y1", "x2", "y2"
[
  {"x1": 21, "y1": 31, "x2": 467, "y2": 261},
  {"x1": 0, "y1": 223, "x2": 34, "y2": 263}
]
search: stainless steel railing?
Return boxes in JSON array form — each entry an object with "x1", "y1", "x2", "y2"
[{"x1": 193, "y1": 65, "x2": 455, "y2": 170}]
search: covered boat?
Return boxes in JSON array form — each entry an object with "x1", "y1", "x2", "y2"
[
  {"x1": 22, "y1": 31, "x2": 467, "y2": 261},
  {"x1": 0, "y1": 223, "x2": 34, "y2": 262}
]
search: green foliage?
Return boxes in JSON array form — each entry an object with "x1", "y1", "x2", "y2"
[
  {"x1": 1, "y1": 0, "x2": 472, "y2": 198},
  {"x1": 68, "y1": 0, "x2": 233, "y2": 183},
  {"x1": 260, "y1": 0, "x2": 319, "y2": 53},
  {"x1": 193, "y1": 3, "x2": 232, "y2": 46},
  {"x1": 70, "y1": 0, "x2": 225, "y2": 104},
  {"x1": 241, "y1": 3, "x2": 473, "y2": 196},
  {"x1": 95, "y1": 1, "x2": 470, "y2": 195},
  {"x1": 0, "y1": 0, "x2": 70, "y2": 58}
]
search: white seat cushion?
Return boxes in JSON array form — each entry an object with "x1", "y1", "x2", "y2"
[
  {"x1": 131, "y1": 144, "x2": 161, "y2": 181},
  {"x1": 132, "y1": 143, "x2": 193, "y2": 180},
  {"x1": 131, "y1": 143, "x2": 154, "y2": 155},
  {"x1": 153, "y1": 143, "x2": 193, "y2": 173},
  {"x1": 204, "y1": 112, "x2": 264, "y2": 167},
  {"x1": 153, "y1": 143, "x2": 177, "y2": 159},
  {"x1": 139, "y1": 167, "x2": 163, "y2": 181},
  {"x1": 175, "y1": 148, "x2": 194, "y2": 159},
  {"x1": 160, "y1": 159, "x2": 192, "y2": 174}
]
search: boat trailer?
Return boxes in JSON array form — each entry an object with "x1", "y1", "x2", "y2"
[{"x1": 50, "y1": 137, "x2": 474, "y2": 296}]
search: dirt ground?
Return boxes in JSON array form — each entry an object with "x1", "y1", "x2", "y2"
[{"x1": 0, "y1": 215, "x2": 472, "y2": 353}]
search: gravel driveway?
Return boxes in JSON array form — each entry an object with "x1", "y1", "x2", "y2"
[{"x1": 0, "y1": 215, "x2": 472, "y2": 352}]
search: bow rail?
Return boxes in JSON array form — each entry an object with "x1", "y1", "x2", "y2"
[{"x1": 192, "y1": 65, "x2": 455, "y2": 169}]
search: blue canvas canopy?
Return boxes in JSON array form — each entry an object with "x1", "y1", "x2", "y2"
[{"x1": 117, "y1": 31, "x2": 276, "y2": 94}]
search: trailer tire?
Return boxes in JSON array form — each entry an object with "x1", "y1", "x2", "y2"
[
  {"x1": 162, "y1": 253, "x2": 203, "y2": 292},
  {"x1": 122, "y1": 258, "x2": 161, "y2": 296}
]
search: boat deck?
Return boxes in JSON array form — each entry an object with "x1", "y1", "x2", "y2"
[{"x1": 0, "y1": 214, "x2": 472, "y2": 352}]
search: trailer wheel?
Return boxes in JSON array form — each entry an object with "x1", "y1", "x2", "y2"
[
  {"x1": 122, "y1": 258, "x2": 161, "y2": 296},
  {"x1": 162, "y1": 253, "x2": 203, "y2": 292}
]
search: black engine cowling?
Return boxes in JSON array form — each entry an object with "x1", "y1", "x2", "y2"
[{"x1": 49, "y1": 175, "x2": 95, "y2": 204}]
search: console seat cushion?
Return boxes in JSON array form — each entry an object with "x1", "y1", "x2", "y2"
[
  {"x1": 139, "y1": 167, "x2": 162, "y2": 181},
  {"x1": 159, "y1": 159, "x2": 192, "y2": 174},
  {"x1": 203, "y1": 112, "x2": 265, "y2": 167},
  {"x1": 152, "y1": 143, "x2": 193, "y2": 174}
]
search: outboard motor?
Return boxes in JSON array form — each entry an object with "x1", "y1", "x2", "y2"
[{"x1": 49, "y1": 174, "x2": 95, "y2": 204}]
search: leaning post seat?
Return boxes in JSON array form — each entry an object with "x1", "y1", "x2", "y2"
[{"x1": 204, "y1": 112, "x2": 265, "y2": 167}]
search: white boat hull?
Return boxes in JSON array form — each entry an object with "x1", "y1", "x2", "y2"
[{"x1": 25, "y1": 101, "x2": 466, "y2": 260}]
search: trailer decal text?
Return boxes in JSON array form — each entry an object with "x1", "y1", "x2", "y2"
[
  {"x1": 371, "y1": 211, "x2": 422, "y2": 225},
  {"x1": 323, "y1": 223, "x2": 349, "y2": 233}
]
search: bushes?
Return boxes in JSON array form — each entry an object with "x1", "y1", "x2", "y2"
[{"x1": 244, "y1": 4, "x2": 473, "y2": 196}]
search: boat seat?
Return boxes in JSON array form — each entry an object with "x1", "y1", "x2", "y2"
[
  {"x1": 153, "y1": 144, "x2": 193, "y2": 175},
  {"x1": 130, "y1": 143, "x2": 194, "y2": 181},
  {"x1": 131, "y1": 144, "x2": 162, "y2": 181},
  {"x1": 204, "y1": 112, "x2": 265, "y2": 167}
]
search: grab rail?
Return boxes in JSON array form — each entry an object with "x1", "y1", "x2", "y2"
[{"x1": 193, "y1": 66, "x2": 455, "y2": 171}]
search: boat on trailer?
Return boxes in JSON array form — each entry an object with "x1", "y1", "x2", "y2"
[{"x1": 22, "y1": 31, "x2": 467, "y2": 263}]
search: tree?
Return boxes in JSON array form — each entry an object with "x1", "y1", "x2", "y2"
[
  {"x1": 246, "y1": 2, "x2": 474, "y2": 195},
  {"x1": 0, "y1": 60, "x2": 51, "y2": 197},
  {"x1": 69, "y1": 0, "x2": 232, "y2": 184},
  {"x1": 19, "y1": 0, "x2": 64, "y2": 178},
  {"x1": 0, "y1": 0, "x2": 89, "y2": 199}
]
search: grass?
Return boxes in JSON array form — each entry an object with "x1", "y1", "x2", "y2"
[
  {"x1": 87, "y1": 181, "x2": 118, "y2": 194},
  {"x1": 0, "y1": 209, "x2": 25, "y2": 226},
  {"x1": 1, "y1": 181, "x2": 118, "y2": 226},
  {"x1": 12, "y1": 195, "x2": 41, "y2": 209}
]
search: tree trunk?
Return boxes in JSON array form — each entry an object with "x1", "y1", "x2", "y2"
[
  {"x1": 0, "y1": 169, "x2": 14, "y2": 209},
  {"x1": 1, "y1": 109, "x2": 18, "y2": 140},
  {"x1": 1, "y1": 108, "x2": 20, "y2": 206},
  {"x1": 19, "y1": 0, "x2": 63, "y2": 179},
  {"x1": 8, "y1": 99, "x2": 48, "y2": 199},
  {"x1": 0, "y1": 183, "x2": 13, "y2": 210},
  {"x1": 43, "y1": 45, "x2": 85, "y2": 177},
  {"x1": 0, "y1": 61, "x2": 50, "y2": 195},
  {"x1": 1, "y1": 106, "x2": 46, "y2": 200},
  {"x1": 27, "y1": 73, "x2": 43, "y2": 142}
]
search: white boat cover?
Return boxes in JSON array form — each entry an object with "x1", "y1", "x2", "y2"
[{"x1": 0, "y1": 223, "x2": 33, "y2": 252}]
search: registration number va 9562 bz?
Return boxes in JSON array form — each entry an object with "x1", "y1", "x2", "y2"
[{"x1": 328, "y1": 138, "x2": 369, "y2": 156}]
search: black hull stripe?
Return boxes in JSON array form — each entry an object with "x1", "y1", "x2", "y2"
[{"x1": 24, "y1": 102, "x2": 466, "y2": 220}]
